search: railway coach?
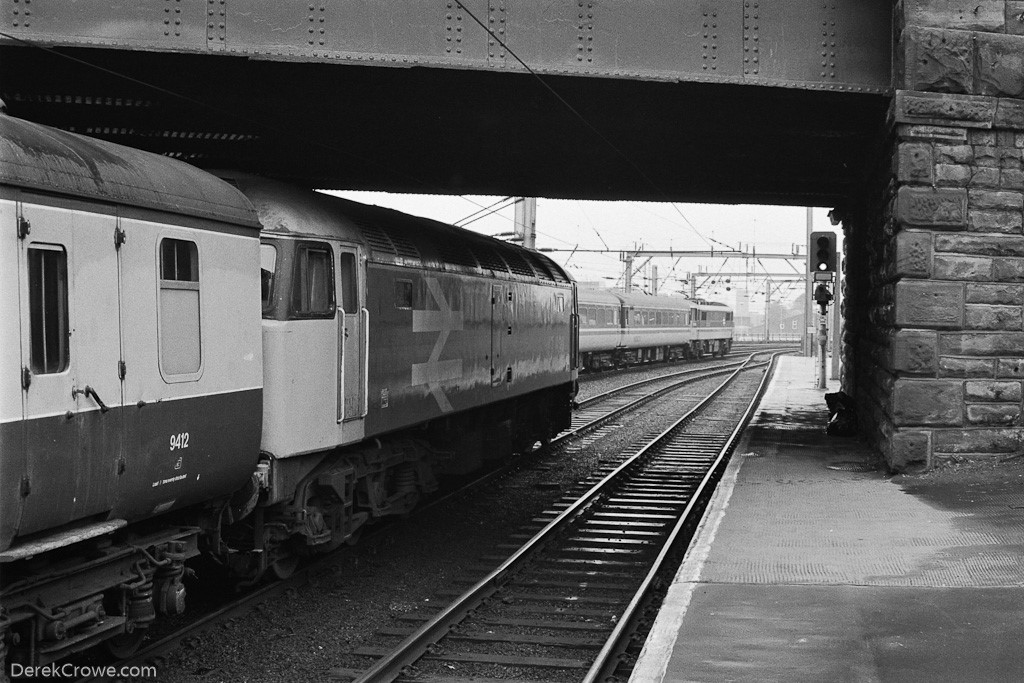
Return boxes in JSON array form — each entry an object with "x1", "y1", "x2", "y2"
[
  {"x1": 1, "y1": 113, "x2": 264, "y2": 664},
  {"x1": 577, "y1": 288, "x2": 733, "y2": 370}
]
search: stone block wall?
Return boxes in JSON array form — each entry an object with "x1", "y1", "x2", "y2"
[{"x1": 847, "y1": 2, "x2": 1024, "y2": 470}]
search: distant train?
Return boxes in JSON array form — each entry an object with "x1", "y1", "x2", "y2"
[
  {"x1": 0, "y1": 114, "x2": 577, "y2": 669},
  {"x1": 577, "y1": 288, "x2": 733, "y2": 370}
]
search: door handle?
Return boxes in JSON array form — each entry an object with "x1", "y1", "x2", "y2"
[{"x1": 72, "y1": 385, "x2": 110, "y2": 413}]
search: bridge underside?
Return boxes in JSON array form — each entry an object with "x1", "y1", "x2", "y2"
[{"x1": 1, "y1": 46, "x2": 887, "y2": 206}]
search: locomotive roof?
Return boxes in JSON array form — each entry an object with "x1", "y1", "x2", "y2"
[
  {"x1": 0, "y1": 114, "x2": 261, "y2": 230},
  {"x1": 234, "y1": 177, "x2": 573, "y2": 285}
]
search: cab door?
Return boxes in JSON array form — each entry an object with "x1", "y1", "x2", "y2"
[
  {"x1": 337, "y1": 244, "x2": 365, "y2": 421},
  {"x1": 16, "y1": 201, "x2": 122, "y2": 536},
  {"x1": 490, "y1": 284, "x2": 510, "y2": 386}
]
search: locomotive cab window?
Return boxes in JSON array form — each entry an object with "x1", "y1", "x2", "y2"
[
  {"x1": 290, "y1": 242, "x2": 335, "y2": 318},
  {"x1": 260, "y1": 243, "x2": 277, "y2": 316},
  {"x1": 340, "y1": 252, "x2": 358, "y2": 313},
  {"x1": 159, "y1": 238, "x2": 202, "y2": 378},
  {"x1": 28, "y1": 244, "x2": 70, "y2": 374}
]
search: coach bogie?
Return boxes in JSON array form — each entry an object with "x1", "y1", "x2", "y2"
[{"x1": 2, "y1": 528, "x2": 200, "y2": 667}]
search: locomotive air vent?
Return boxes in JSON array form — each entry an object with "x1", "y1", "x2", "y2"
[
  {"x1": 529, "y1": 252, "x2": 571, "y2": 283},
  {"x1": 355, "y1": 221, "x2": 398, "y2": 257},
  {"x1": 471, "y1": 245, "x2": 509, "y2": 274},
  {"x1": 387, "y1": 231, "x2": 421, "y2": 260},
  {"x1": 436, "y1": 237, "x2": 480, "y2": 269},
  {"x1": 523, "y1": 252, "x2": 559, "y2": 282},
  {"x1": 499, "y1": 247, "x2": 536, "y2": 277}
]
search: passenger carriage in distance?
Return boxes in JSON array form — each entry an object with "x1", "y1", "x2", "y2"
[{"x1": 577, "y1": 288, "x2": 733, "y2": 370}]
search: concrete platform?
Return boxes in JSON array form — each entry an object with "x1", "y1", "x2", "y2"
[{"x1": 631, "y1": 356, "x2": 1024, "y2": 683}]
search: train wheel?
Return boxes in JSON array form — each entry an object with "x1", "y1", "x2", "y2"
[
  {"x1": 269, "y1": 553, "x2": 300, "y2": 581},
  {"x1": 105, "y1": 630, "x2": 146, "y2": 659}
]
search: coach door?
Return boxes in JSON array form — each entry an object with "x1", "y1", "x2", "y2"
[
  {"x1": 16, "y1": 201, "x2": 122, "y2": 535},
  {"x1": 337, "y1": 245, "x2": 366, "y2": 421}
]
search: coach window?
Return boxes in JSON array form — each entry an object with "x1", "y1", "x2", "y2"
[
  {"x1": 555, "y1": 294, "x2": 565, "y2": 313},
  {"x1": 28, "y1": 245, "x2": 70, "y2": 374},
  {"x1": 290, "y1": 243, "x2": 335, "y2": 318},
  {"x1": 394, "y1": 279, "x2": 413, "y2": 309},
  {"x1": 159, "y1": 238, "x2": 202, "y2": 376}
]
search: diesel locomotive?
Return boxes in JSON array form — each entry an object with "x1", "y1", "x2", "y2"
[
  {"x1": 0, "y1": 114, "x2": 578, "y2": 669},
  {"x1": 577, "y1": 288, "x2": 733, "y2": 370}
]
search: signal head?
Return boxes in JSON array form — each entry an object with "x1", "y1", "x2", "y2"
[{"x1": 809, "y1": 231, "x2": 837, "y2": 273}]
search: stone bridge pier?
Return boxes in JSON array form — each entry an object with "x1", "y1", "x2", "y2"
[{"x1": 844, "y1": 2, "x2": 1024, "y2": 470}]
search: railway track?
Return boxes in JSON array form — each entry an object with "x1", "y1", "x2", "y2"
[
  {"x1": 333, "y1": 351, "x2": 785, "y2": 683},
  {"x1": 94, "y1": 352, "x2": 781, "y2": 680},
  {"x1": 576, "y1": 341, "x2": 797, "y2": 384}
]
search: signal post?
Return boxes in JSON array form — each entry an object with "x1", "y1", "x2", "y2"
[{"x1": 809, "y1": 231, "x2": 837, "y2": 389}]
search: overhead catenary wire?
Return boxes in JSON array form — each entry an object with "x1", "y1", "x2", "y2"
[{"x1": 455, "y1": 196, "x2": 516, "y2": 227}]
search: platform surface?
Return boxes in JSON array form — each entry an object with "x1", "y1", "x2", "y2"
[{"x1": 631, "y1": 355, "x2": 1024, "y2": 683}]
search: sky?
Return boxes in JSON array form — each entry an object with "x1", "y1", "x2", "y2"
[{"x1": 327, "y1": 191, "x2": 836, "y2": 308}]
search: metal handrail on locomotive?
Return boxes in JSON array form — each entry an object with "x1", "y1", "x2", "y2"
[
  {"x1": 577, "y1": 288, "x2": 733, "y2": 370},
  {"x1": 0, "y1": 113, "x2": 578, "y2": 670}
]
